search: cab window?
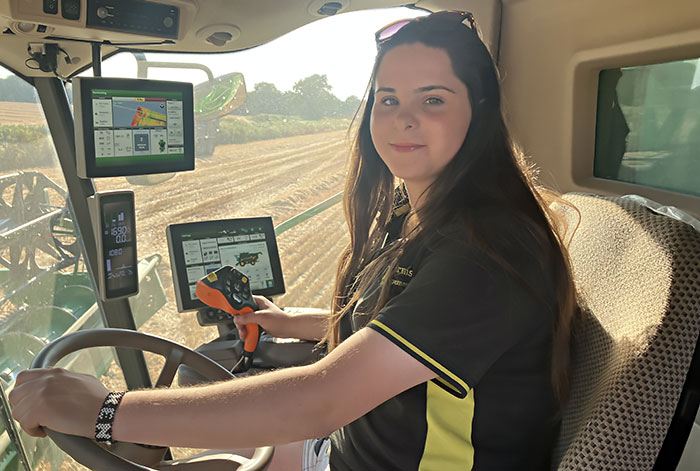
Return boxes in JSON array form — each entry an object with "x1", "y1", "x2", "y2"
[
  {"x1": 594, "y1": 58, "x2": 700, "y2": 196},
  {"x1": 0, "y1": 7, "x2": 426, "y2": 469},
  {"x1": 0, "y1": 66, "x2": 129, "y2": 471},
  {"x1": 87, "y1": 7, "x2": 426, "y2": 354}
]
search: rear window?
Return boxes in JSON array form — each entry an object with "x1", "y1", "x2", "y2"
[{"x1": 594, "y1": 59, "x2": 700, "y2": 196}]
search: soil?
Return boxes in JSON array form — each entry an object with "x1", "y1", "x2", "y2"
[
  {"x1": 19, "y1": 129, "x2": 351, "y2": 349},
  {"x1": 3, "y1": 104, "x2": 352, "y2": 468},
  {"x1": 0, "y1": 102, "x2": 48, "y2": 126}
]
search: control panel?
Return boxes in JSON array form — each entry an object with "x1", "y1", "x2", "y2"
[
  {"x1": 86, "y1": 0, "x2": 179, "y2": 39},
  {"x1": 88, "y1": 191, "x2": 139, "y2": 301}
]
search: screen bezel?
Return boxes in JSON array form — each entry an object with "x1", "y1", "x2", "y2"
[
  {"x1": 166, "y1": 217, "x2": 285, "y2": 312},
  {"x1": 97, "y1": 191, "x2": 139, "y2": 300},
  {"x1": 74, "y1": 77, "x2": 195, "y2": 178}
]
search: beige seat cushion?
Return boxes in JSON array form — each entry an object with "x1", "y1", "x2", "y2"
[{"x1": 552, "y1": 193, "x2": 700, "y2": 470}]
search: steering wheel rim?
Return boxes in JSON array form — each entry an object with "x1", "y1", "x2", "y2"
[{"x1": 30, "y1": 328, "x2": 274, "y2": 471}]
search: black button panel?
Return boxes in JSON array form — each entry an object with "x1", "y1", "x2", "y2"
[
  {"x1": 43, "y1": 0, "x2": 58, "y2": 15},
  {"x1": 62, "y1": 0, "x2": 81, "y2": 20},
  {"x1": 86, "y1": 0, "x2": 179, "y2": 39}
]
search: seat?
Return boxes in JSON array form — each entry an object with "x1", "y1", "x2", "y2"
[{"x1": 551, "y1": 193, "x2": 700, "y2": 470}]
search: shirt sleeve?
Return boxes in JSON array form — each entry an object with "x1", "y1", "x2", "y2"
[{"x1": 367, "y1": 240, "x2": 547, "y2": 398}]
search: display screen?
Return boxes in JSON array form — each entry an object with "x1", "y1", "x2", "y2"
[
  {"x1": 74, "y1": 77, "x2": 194, "y2": 178},
  {"x1": 91, "y1": 89, "x2": 184, "y2": 165},
  {"x1": 101, "y1": 198, "x2": 138, "y2": 299},
  {"x1": 167, "y1": 217, "x2": 285, "y2": 312}
]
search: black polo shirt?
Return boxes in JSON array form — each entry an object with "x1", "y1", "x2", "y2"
[{"x1": 330, "y1": 227, "x2": 558, "y2": 470}]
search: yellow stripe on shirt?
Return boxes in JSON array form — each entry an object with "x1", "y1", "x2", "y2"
[
  {"x1": 420, "y1": 381, "x2": 476, "y2": 471},
  {"x1": 369, "y1": 320, "x2": 470, "y2": 397}
]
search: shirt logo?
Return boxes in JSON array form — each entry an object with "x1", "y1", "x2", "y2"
[{"x1": 391, "y1": 265, "x2": 414, "y2": 291}]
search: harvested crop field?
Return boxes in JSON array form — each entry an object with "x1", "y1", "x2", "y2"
[
  {"x1": 0, "y1": 101, "x2": 48, "y2": 125},
  {"x1": 19, "y1": 129, "x2": 351, "y2": 352},
  {"x1": 9, "y1": 129, "x2": 351, "y2": 469}
]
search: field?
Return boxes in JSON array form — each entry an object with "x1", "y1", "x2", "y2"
[
  {"x1": 1, "y1": 105, "x2": 352, "y2": 468},
  {"x1": 18, "y1": 129, "x2": 352, "y2": 352},
  {"x1": 131, "y1": 129, "x2": 351, "y2": 349},
  {"x1": 0, "y1": 101, "x2": 47, "y2": 125}
]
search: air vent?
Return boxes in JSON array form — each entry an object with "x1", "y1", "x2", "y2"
[
  {"x1": 318, "y1": 2, "x2": 342, "y2": 16},
  {"x1": 206, "y1": 31, "x2": 232, "y2": 47},
  {"x1": 196, "y1": 24, "x2": 240, "y2": 47},
  {"x1": 307, "y1": 0, "x2": 349, "y2": 17}
]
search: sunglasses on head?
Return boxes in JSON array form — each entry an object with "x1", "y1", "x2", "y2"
[{"x1": 375, "y1": 11, "x2": 478, "y2": 47}]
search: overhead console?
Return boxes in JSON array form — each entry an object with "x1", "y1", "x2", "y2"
[
  {"x1": 73, "y1": 76, "x2": 195, "y2": 178},
  {"x1": 8, "y1": 0, "x2": 185, "y2": 39},
  {"x1": 85, "y1": 0, "x2": 180, "y2": 39}
]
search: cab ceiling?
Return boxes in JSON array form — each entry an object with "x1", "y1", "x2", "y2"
[{"x1": 0, "y1": 0, "x2": 496, "y2": 79}]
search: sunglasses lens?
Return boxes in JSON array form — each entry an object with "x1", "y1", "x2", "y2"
[{"x1": 376, "y1": 20, "x2": 411, "y2": 42}]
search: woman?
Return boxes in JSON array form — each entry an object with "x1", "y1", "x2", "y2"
[{"x1": 9, "y1": 11, "x2": 579, "y2": 471}]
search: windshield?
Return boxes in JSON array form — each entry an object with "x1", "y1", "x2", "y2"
[
  {"x1": 0, "y1": 7, "x2": 427, "y2": 469},
  {"x1": 86, "y1": 7, "x2": 426, "y2": 351}
]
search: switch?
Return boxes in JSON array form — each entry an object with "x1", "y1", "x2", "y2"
[
  {"x1": 43, "y1": 0, "x2": 58, "y2": 15},
  {"x1": 62, "y1": 0, "x2": 81, "y2": 20}
]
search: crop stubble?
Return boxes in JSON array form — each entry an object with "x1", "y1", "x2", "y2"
[
  {"x1": 89, "y1": 130, "x2": 352, "y2": 351},
  {"x1": 5, "y1": 118, "x2": 355, "y2": 469}
]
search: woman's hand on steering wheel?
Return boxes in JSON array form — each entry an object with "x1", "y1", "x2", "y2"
[{"x1": 8, "y1": 368, "x2": 108, "y2": 439}]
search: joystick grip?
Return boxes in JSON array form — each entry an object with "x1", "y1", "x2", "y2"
[
  {"x1": 242, "y1": 323, "x2": 259, "y2": 355},
  {"x1": 196, "y1": 266, "x2": 259, "y2": 354}
]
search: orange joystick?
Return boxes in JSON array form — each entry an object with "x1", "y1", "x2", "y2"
[{"x1": 196, "y1": 266, "x2": 259, "y2": 371}]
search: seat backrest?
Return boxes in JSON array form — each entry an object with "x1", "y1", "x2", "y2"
[{"x1": 552, "y1": 193, "x2": 700, "y2": 470}]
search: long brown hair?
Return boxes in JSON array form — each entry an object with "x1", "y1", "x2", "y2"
[{"x1": 325, "y1": 14, "x2": 580, "y2": 405}]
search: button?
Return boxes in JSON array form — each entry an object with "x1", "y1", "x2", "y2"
[
  {"x1": 96, "y1": 7, "x2": 109, "y2": 19},
  {"x1": 232, "y1": 294, "x2": 242, "y2": 305},
  {"x1": 61, "y1": 0, "x2": 80, "y2": 20},
  {"x1": 163, "y1": 16, "x2": 174, "y2": 28},
  {"x1": 43, "y1": 0, "x2": 58, "y2": 14}
]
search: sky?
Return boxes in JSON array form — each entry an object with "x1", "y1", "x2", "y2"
[{"x1": 0, "y1": 7, "x2": 427, "y2": 100}]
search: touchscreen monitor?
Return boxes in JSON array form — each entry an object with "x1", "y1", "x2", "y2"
[
  {"x1": 167, "y1": 217, "x2": 285, "y2": 312},
  {"x1": 74, "y1": 77, "x2": 195, "y2": 178}
]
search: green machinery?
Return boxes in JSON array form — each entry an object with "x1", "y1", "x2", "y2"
[
  {"x1": 133, "y1": 52, "x2": 247, "y2": 157},
  {"x1": 0, "y1": 172, "x2": 167, "y2": 470}
]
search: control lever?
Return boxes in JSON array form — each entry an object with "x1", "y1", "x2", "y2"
[{"x1": 196, "y1": 266, "x2": 259, "y2": 372}]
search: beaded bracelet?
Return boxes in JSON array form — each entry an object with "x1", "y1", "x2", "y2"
[{"x1": 95, "y1": 391, "x2": 125, "y2": 444}]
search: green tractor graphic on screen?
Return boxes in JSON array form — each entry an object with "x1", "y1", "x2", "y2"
[{"x1": 236, "y1": 252, "x2": 263, "y2": 267}]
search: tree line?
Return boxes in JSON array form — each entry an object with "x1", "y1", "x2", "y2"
[
  {"x1": 0, "y1": 76, "x2": 39, "y2": 102},
  {"x1": 0, "y1": 73, "x2": 363, "y2": 121},
  {"x1": 236, "y1": 74, "x2": 362, "y2": 120}
]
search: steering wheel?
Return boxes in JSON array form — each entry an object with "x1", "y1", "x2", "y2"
[{"x1": 30, "y1": 328, "x2": 274, "y2": 471}]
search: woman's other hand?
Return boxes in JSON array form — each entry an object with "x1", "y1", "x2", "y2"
[
  {"x1": 233, "y1": 295, "x2": 296, "y2": 340},
  {"x1": 234, "y1": 296, "x2": 329, "y2": 342},
  {"x1": 8, "y1": 368, "x2": 108, "y2": 438}
]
